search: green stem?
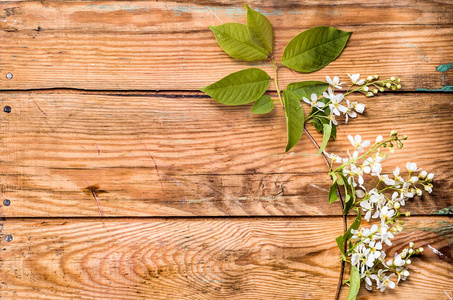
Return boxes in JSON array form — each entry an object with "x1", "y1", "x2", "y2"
[{"x1": 271, "y1": 58, "x2": 284, "y2": 106}]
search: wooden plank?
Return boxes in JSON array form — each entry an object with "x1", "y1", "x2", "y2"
[
  {"x1": 0, "y1": 92, "x2": 451, "y2": 217},
  {"x1": 0, "y1": 217, "x2": 451, "y2": 299},
  {"x1": 0, "y1": 1, "x2": 452, "y2": 91}
]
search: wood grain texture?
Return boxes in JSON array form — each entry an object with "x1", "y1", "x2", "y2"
[
  {"x1": 0, "y1": 217, "x2": 451, "y2": 299},
  {"x1": 0, "y1": 1, "x2": 452, "y2": 91},
  {"x1": 0, "y1": 92, "x2": 451, "y2": 217}
]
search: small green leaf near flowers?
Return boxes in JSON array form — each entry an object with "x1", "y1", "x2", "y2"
[
  {"x1": 346, "y1": 266, "x2": 361, "y2": 300},
  {"x1": 317, "y1": 123, "x2": 332, "y2": 155},
  {"x1": 251, "y1": 95, "x2": 274, "y2": 114},
  {"x1": 328, "y1": 181, "x2": 339, "y2": 204}
]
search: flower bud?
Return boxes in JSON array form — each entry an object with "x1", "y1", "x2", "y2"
[
  {"x1": 406, "y1": 259, "x2": 411, "y2": 265},
  {"x1": 391, "y1": 130, "x2": 398, "y2": 136},
  {"x1": 390, "y1": 77, "x2": 396, "y2": 81},
  {"x1": 396, "y1": 84, "x2": 402, "y2": 89},
  {"x1": 373, "y1": 89, "x2": 378, "y2": 94},
  {"x1": 373, "y1": 75, "x2": 379, "y2": 79},
  {"x1": 366, "y1": 92, "x2": 374, "y2": 97},
  {"x1": 391, "y1": 85, "x2": 396, "y2": 90},
  {"x1": 419, "y1": 170, "x2": 428, "y2": 179},
  {"x1": 418, "y1": 247, "x2": 424, "y2": 252},
  {"x1": 416, "y1": 188, "x2": 422, "y2": 196},
  {"x1": 397, "y1": 78, "x2": 401, "y2": 83},
  {"x1": 405, "y1": 212, "x2": 411, "y2": 217},
  {"x1": 379, "y1": 87, "x2": 385, "y2": 92},
  {"x1": 386, "y1": 82, "x2": 392, "y2": 88},
  {"x1": 394, "y1": 202, "x2": 401, "y2": 209},
  {"x1": 402, "y1": 270, "x2": 410, "y2": 277},
  {"x1": 367, "y1": 76, "x2": 373, "y2": 81},
  {"x1": 409, "y1": 242, "x2": 414, "y2": 248},
  {"x1": 427, "y1": 173, "x2": 434, "y2": 182},
  {"x1": 363, "y1": 86, "x2": 369, "y2": 92}
]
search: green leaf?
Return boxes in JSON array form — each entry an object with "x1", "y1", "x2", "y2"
[
  {"x1": 287, "y1": 81, "x2": 329, "y2": 100},
  {"x1": 329, "y1": 182, "x2": 339, "y2": 204},
  {"x1": 317, "y1": 123, "x2": 331, "y2": 155},
  {"x1": 339, "y1": 175, "x2": 355, "y2": 215},
  {"x1": 344, "y1": 211, "x2": 362, "y2": 242},
  {"x1": 251, "y1": 95, "x2": 274, "y2": 114},
  {"x1": 200, "y1": 68, "x2": 270, "y2": 105},
  {"x1": 283, "y1": 90, "x2": 304, "y2": 152},
  {"x1": 346, "y1": 265, "x2": 361, "y2": 300},
  {"x1": 245, "y1": 4, "x2": 274, "y2": 53},
  {"x1": 312, "y1": 117, "x2": 337, "y2": 141},
  {"x1": 282, "y1": 26, "x2": 352, "y2": 73},
  {"x1": 336, "y1": 235, "x2": 345, "y2": 256},
  {"x1": 209, "y1": 23, "x2": 269, "y2": 61}
]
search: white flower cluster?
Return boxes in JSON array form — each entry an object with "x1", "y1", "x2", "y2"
[
  {"x1": 326, "y1": 131, "x2": 433, "y2": 293},
  {"x1": 302, "y1": 75, "x2": 367, "y2": 125}
]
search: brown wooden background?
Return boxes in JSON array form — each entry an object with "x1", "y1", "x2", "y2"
[{"x1": 0, "y1": 0, "x2": 452, "y2": 299}]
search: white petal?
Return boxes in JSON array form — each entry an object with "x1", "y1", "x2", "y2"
[
  {"x1": 310, "y1": 93, "x2": 318, "y2": 102},
  {"x1": 302, "y1": 97, "x2": 311, "y2": 105},
  {"x1": 356, "y1": 189, "x2": 365, "y2": 198},
  {"x1": 348, "y1": 135, "x2": 355, "y2": 145},
  {"x1": 338, "y1": 105, "x2": 348, "y2": 114},
  {"x1": 375, "y1": 242, "x2": 382, "y2": 250},
  {"x1": 355, "y1": 103, "x2": 365, "y2": 113},
  {"x1": 326, "y1": 76, "x2": 333, "y2": 85},
  {"x1": 361, "y1": 140, "x2": 371, "y2": 148}
]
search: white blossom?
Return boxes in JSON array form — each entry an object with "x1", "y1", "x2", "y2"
[
  {"x1": 344, "y1": 100, "x2": 357, "y2": 123},
  {"x1": 327, "y1": 114, "x2": 338, "y2": 126},
  {"x1": 324, "y1": 151, "x2": 342, "y2": 163},
  {"x1": 348, "y1": 73, "x2": 366, "y2": 85},
  {"x1": 302, "y1": 93, "x2": 325, "y2": 110},
  {"x1": 326, "y1": 75, "x2": 344, "y2": 89},
  {"x1": 329, "y1": 93, "x2": 347, "y2": 116},
  {"x1": 354, "y1": 102, "x2": 366, "y2": 113},
  {"x1": 375, "y1": 135, "x2": 383, "y2": 143},
  {"x1": 406, "y1": 162, "x2": 420, "y2": 173},
  {"x1": 348, "y1": 134, "x2": 370, "y2": 152}
]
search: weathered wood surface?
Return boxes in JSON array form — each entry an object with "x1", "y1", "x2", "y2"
[
  {"x1": 0, "y1": 92, "x2": 451, "y2": 217},
  {"x1": 0, "y1": 217, "x2": 451, "y2": 300},
  {"x1": 0, "y1": 1, "x2": 452, "y2": 91}
]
